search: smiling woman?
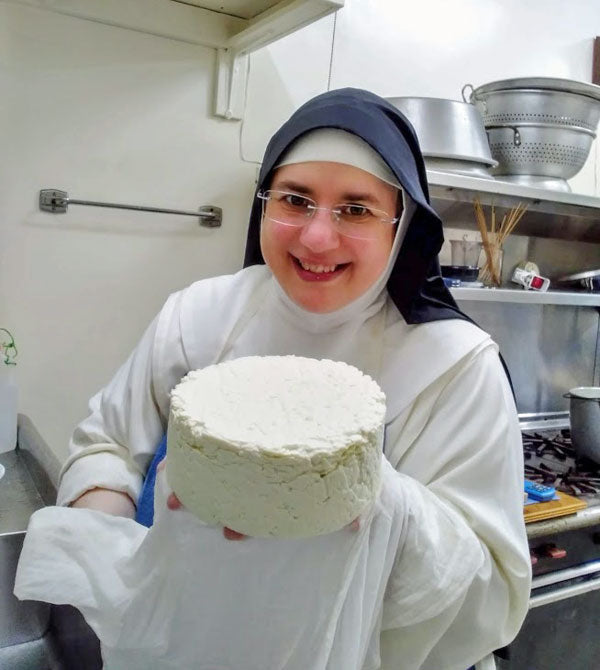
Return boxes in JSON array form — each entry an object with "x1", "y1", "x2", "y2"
[
  {"x1": 260, "y1": 160, "x2": 398, "y2": 313},
  {"x1": 58, "y1": 88, "x2": 530, "y2": 670}
]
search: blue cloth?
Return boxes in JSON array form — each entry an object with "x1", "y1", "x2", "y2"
[{"x1": 135, "y1": 435, "x2": 167, "y2": 527}]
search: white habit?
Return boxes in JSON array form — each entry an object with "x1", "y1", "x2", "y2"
[{"x1": 54, "y1": 259, "x2": 531, "y2": 670}]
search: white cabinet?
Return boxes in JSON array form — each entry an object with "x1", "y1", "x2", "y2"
[{"x1": 7, "y1": 0, "x2": 344, "y2": 119}]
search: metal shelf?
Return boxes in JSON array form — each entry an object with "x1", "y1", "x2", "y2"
[
  {"x1": 428, "y1": 170, "x2": 600, "y2": 242},
  {"x1": 451, "y1": 287, "x2": 600, "y2": 306}
]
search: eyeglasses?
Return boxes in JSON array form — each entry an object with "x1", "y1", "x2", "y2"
[{"x1": 257, "y1": 190, "x2": 399, "y2": 240}]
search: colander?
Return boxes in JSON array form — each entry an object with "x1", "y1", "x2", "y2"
[{"x1": 463, "y1": 77, "x2": 600, "y2": 188}]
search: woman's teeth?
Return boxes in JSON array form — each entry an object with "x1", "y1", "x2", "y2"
[{"x1": 299, "y1": 260, "x2": 337, "y2": 273}]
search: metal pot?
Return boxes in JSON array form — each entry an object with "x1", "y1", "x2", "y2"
[
  {"x1": 564, "y1": 387, "x2": 600, "y2": 464},
  {"x1": 386, "y1": 97, "x2": 497, "y2": 171}
]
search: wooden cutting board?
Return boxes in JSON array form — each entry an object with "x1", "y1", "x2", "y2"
[{"x1": 524, "y1": 491, "x2": 587, "y2": 524}]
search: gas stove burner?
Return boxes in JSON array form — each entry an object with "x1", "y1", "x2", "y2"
[{"x1": 522, "y1": 428, "x2": 600, "y2": 503}]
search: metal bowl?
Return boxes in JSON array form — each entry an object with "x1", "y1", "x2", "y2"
[
  {"x1": 386, "y1": 96, "x2": 497, "y2": 168},
  {"x1": 463, "y1": 79, "x2": 600, "y2": 183},
  {"x1": 556, "y1": 269, "x2": 600, "y2": 292},
  {"x1": 485, "y1": 122, "x2": 595, "y2": 179},
  {"x1": 424, "y1": 157, "x2": 494, "y2": 179},
  {"x1": 441, "y1": 265, "x2": 480, "y2": 281}
]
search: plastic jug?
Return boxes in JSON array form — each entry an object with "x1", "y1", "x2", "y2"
[{"x1": 0, "y1": 362, "x2": 17, "y2": 453}]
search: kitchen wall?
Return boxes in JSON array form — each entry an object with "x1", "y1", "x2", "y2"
[
  {"x1": 2, "y1": 0, "x2": 600, "y2": 461},
  {"x1": 0, "y1": 2, "x2": 258, "y2": 458}
]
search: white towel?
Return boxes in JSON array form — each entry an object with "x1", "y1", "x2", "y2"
[{"x1": 15, "y1": 460, "x2": 406, "y2": 670}]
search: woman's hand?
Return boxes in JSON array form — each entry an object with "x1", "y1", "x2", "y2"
[
  {"x1": 158, "y1": 459, "x2": 360, "y2": 538},
  {"x1": 169, "y1": 491, "x2": 246, "y2": 540},
  {"x1": 70, "y1": 488, "x2": 136, "y2": 518}
]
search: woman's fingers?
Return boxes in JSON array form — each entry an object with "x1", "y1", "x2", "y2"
[
  {"x1": 159, "y1": 460, "x2": 183, "y2": 510},
  {"x1": 349, "y1": 517, "x2": 360, "y2": 532},
  {"x1": 223, "y1": 527, "x2": 247, "y2": 541},
  {"x1": 167, "y1": 492, "x2": 183, "y2": 510}
]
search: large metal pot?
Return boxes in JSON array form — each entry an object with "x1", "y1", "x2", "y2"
[
  {"x1": 386, "y1": 96, "x2": 497, "y2": 177},
  {"x1": 564, "y1": 387, "x2": 600, "y2": 464}
]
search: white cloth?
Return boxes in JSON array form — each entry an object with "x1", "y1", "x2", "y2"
[
  {"x1": 17, "y1": 460, "x2": 406, "y2": 670},
  {"x1": 53, "y1": 264, "x2": 531, "y2": 669}
]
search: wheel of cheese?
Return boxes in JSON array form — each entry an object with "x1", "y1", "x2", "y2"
[{"x1": 166, "y1": 355, "x2": 386, "y2": 538}]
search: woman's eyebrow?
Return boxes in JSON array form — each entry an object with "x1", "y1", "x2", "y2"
[
  {"x1": 340, "y1": 192, "x2": 379, "y2": 205},
  {"x1": 271, "y1": 180, "x2": 313, "y2": 194},
  {"x1": 271, "y1": 181, "x2": 380, "y2": 205}
]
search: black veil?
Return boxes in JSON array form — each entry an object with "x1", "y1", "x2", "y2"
[{"x1": 243, "y1": 87, "x2": 470, "y2": 326}]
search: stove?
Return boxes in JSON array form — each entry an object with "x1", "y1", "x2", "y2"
[
  {"x1": 522, "y1": 428, "x2": 600, "y2": 505},
  {"x1": 499, "y1": 418, "x2": 600, "y2": 670}
]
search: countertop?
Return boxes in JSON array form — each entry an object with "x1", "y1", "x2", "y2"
[{"x1": 0, "y1": 415, "x2": 59, "y2": 534}]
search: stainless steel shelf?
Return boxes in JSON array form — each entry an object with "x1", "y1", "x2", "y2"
[
  {"x1": 428, "y1": 170, "x2": 600, "y2": 242},
  {"x1": 451, "y1": 287, "x2": 600, "y2": 306}
]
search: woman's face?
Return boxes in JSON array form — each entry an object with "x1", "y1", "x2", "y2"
[{"x1": 260, "y1": 161, "x2": 398, "y2": 313}]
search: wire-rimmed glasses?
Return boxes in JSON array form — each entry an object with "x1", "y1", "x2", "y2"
[{"x1": 257, "y1": 190, "x2": 398, "y2": 240}]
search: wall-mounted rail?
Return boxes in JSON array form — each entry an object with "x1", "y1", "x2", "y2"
[{"x1": 39, "y1": 190, "x2": 222, "y2": 227}]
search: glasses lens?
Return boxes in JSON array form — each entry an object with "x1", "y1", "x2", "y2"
[
  {"x1": 335, "y1": 204, "x2": 389, "y2": 240},
  {"x1": 263, "y1": 191, "x2": 314, "y2": 227}
]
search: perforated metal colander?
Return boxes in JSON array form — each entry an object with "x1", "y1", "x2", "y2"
[
  {"x1": 463, "y1": 78, "x2": 600, "y2": 182},
  {"x1": 485, "y1": 124, "x2": 595, "y2": 178}
]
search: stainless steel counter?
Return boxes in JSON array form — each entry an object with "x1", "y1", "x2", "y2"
[
  {"x1": 0, "y1": 415, "x2": 101, "y2": 668},
  {"x1": 0, "y1": 415, "x2": 59, "y2": 535}
]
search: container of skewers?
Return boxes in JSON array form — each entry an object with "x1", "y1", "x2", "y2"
[{"x1": 472, "y1": 199, "x2": 528, "y2": 287}]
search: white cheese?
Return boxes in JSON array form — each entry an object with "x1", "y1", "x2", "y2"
[{"x1": 166, "y1": 355, "x2": 386, "y2": 538}]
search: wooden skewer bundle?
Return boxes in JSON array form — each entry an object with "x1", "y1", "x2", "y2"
[{"x1": 473, "y1": 199, "x2": 528, "y2": 286}]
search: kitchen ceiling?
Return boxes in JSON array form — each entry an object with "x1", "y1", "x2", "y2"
[{"x1": 171, "y1": 0, "x2": 282, "y2": 20}]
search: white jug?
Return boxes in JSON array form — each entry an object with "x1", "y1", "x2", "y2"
[{"x1": 0, "y1": 364, "x2": 18, "y2": 453}]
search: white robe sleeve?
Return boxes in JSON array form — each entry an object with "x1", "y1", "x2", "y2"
[
  {"x1": 56, "y1": 267, "x2": 269, "y2": 508},
  {"x1": 378, "y1": 344, "x2": 531, "y2": 670},
  {"x1": 56, "y1": 292, "x2": 188, "y2": 507}
]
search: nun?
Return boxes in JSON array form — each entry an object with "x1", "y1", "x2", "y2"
[{"x1": 58, "y1": 88, "x2": 531, "y2": 669}]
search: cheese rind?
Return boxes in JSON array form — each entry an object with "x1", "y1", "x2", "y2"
[{"x1": 166, "y1": 356, "x2": 386, "y2": 538}]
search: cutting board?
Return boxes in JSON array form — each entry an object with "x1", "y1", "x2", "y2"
[{"x1": 524, "y1": 491, "x2": 587, "y2": 524}]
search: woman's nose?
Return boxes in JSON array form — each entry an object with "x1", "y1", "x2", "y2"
[{"x1": 298, "y1": 209, "x2": 340, "y2": 252}]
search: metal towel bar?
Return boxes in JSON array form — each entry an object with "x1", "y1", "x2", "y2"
[{"x1": 39, "y1": 189, "x2": 222, "y2": 227}]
